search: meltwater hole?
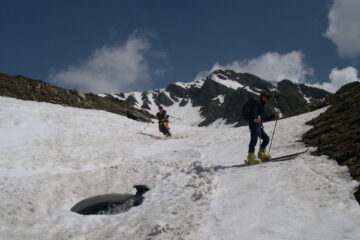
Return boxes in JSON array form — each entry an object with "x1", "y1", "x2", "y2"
[{"x1": 71, "y1": 185, "x2": 150, "y2": 215}]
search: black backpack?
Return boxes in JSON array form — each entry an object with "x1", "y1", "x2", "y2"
[{"x1": 242, "y1": 98, "x2": 257, "y2": 122}]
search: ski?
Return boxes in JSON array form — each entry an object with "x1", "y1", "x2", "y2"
[
  {"x1": 138, "y1": 132, "x2": 162, "y2": 140},
  {"x1": 261, "y1": 149, "x2": 309, "y2": 163},
  {"x1": 213, "y1": 149, "x2": 308, "y2": 171},
  {"x1": 138, "y1": 132, "x2": 188, "y2": 140}
]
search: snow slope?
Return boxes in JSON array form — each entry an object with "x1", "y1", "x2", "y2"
[
  {"x1": 0, "y1": 96, "x2": 359, "y2": 240},
  {"x1": 109, "y1": 90, "x2": 205, "y2": 126}
]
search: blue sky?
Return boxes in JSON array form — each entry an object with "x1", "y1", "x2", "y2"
[{"x1": 1, "y1": 0, "x2": 360, "y2": 93}]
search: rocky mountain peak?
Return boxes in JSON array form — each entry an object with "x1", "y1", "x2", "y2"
[{"x1": 102, "y1": 69, "x2": 331, "y2": 126}]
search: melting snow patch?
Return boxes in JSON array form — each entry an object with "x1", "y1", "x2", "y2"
[
  {"x1": 213, "y1": 95, "x2": 225, "y2": 104},
  {"x1": 174, "y1": 79, "x2": 205, "y2": 89},
  {"x1": 244, "y1": 86, "x2": 260, "y2": 95},
  {"x1": 211, "y1": 74, "x2": 244, "y2": 90}
]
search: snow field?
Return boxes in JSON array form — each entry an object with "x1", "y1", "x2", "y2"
[{"x1": 0, "y1": 97, "x2": 359, "y2": 240}]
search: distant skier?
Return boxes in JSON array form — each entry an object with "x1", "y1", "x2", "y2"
[
  {"x1": 242, "y1": 92, "x2": 279, "y2": 164},
  {"x1": 156, "y1": 106, "x2": 172, "y2": 137}
]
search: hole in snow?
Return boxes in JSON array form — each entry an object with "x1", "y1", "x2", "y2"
[{"x1": 71, "y1": 185, "x2": 150, "y2": 215}]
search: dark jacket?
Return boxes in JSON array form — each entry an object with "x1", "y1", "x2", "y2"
[
  {"x1": 243, "y1": 98, "x2": 274, "y2": 123},
  {"x1": 156, "y1": 110, "x2": 169, "y2": 123}
]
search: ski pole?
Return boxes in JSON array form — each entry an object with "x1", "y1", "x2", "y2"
[
  {"x1": 268, "y1": 95, "x2": 280, "y2": 155},
  {"x1": 257, "y1": 116, "x2": 262, "y2": 153},
  {"x1": 169, "y1": 115, "x2": 182, "y2": 120},
  {"x1": 268, "y1": 118, "x2": 278, "y2": 155},
  {"x1": 141, "y1": 122, "x2": 151, "y2": 132}
]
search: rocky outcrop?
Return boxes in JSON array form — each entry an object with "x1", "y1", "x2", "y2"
[
  {"x1": 125, "y1": 94, "x2": 138, "y2": 106},
  {"x1": 154, "y1": 92, "x2": 174, "y2": 106},
  {"x1": 141, "y1": 92, "x2": 152, "y2": 110},
  {"x1": 302, "y1": 82, "x2": 360, "y2": 203},
  {"x1": 0, "y1": 72, "x2": 152, "y2": 122},
  {"x1": 299, "y1": 84, "x2": 329, "y2": 100},
  {"x1": 165, "y1": 83, "x2": 189, "y2": 98}
]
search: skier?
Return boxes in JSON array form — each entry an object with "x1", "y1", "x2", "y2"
[
  {"x1": 156, "y1": 106, "x2": 172, "y2": 137},
  {"x1": 242, "y1": 92, "x2": 279, "y2": 164}
]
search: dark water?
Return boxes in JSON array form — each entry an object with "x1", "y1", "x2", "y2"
[{"x1": 71, "y1": 185, "x2": 150, "y2": 215}]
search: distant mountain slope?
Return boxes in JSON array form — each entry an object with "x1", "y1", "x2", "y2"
[
  {"x1": 0, "y1": 72, "x2": 151, "y2": 122},
  {"x1": 103, "y1": 69, "x2": 330, "y2": 126},
  {"x1": 303, "y1": 81, "x2": 360, "y2": 203}
]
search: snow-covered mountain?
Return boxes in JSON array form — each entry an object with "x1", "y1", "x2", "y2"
[
  {"x1": 1, "y1": 96, "x2": 360, "y2": 240},
  {"x1": 102, "y1": 70, "x2": 330, "y2": 126}
]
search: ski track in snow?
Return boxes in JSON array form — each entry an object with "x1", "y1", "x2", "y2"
[{"x1": 0, "y1": 96, "x2": 359, "y2": 240}]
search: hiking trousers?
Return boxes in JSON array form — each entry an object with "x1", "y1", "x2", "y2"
[{"x1": 248, "y1": 123, "x2": 269, "y2": 153}]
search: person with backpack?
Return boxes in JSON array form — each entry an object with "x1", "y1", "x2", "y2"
[
  {"x1": 242, "y1": 92, "x2": 279, "y2": 164},
  {"x1": 156, "y1": 106, "x2": 172, "y2": 137}
]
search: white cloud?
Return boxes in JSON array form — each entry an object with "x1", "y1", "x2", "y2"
[
  {"x1": 193, "y1": 51, "x2": 358, "y2": 93},
  {"x1": 50, "y1": 33, "x2": 155, "y2": 93},
  {"x1": 195, "y1": 51, "x2": 314, "y2": 83},
  {"x1": 325, "y1": 0, "x2": 360, "y2": 58},
  {"x1": 311, "y1": 66, "x2": 360, "y2": 93}
]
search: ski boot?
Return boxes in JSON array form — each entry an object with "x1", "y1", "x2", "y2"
[
  {"x1": 246, "y1": 152, "x2": 261, "y2": 164},
  {"x1": 258, "y1": 150, "x2": 271, "y2": 160}
]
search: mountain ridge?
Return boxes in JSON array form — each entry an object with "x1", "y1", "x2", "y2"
[
  {"x1": 0, "y1": 72, "x2": 152, "y2": 122},
  {"x1": 103, "y1": 69, "x2": 331, "y2": 126}
]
